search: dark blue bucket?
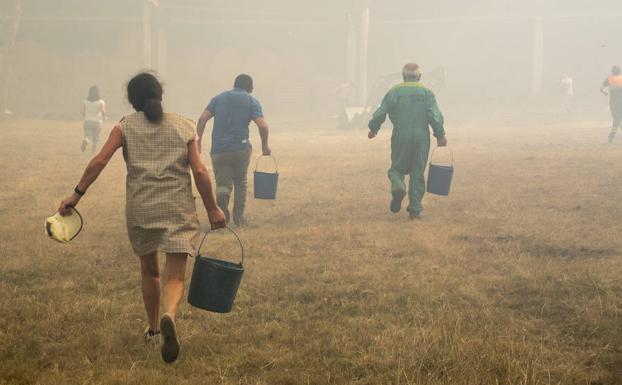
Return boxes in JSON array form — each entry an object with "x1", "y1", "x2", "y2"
[
  {"x1": 188, "y1": 227, "x2": 244, "y2": 313},
  {"x1": 427, "y1": 147, "x2": 454, "y2": 196},
  {"x1": 254, "y1": 155, "x2": 279, "y2": 200}
]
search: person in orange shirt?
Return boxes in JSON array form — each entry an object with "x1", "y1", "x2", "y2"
[{"x1": 601, "y1": 66, "x2": 622, "y2": 143}]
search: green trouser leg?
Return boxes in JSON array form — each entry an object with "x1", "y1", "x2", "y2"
[
  {"x1": 388, "y1": 131, "x2": 410, "y2": 196},
  {"x1": 388, "y1": 129, "x2": 430, "y2": 213},
  {"x1": 406, "y1": 136, "x2": 430, "y2": 214},
  {"x1": 388, "y1": 168, "x2": 406, "y2": 195}
]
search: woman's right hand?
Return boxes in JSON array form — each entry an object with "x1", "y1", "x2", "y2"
[
  {"x1": 208, "y1": 207, "x2": 227, "y2": 229},
  {"x1": 58, "y1": 193, "x2": 81, "y2": 216}
]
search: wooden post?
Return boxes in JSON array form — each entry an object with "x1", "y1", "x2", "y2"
[
  {"x1": 148, "y1": 0, "x2": 166, "y2": 77},
  {"x1": 143, "y1": 0, "x2": 153, "y2": 68},
  {"x1": 1, "y1": 0, "x2": 21, "y2": 114},
  {"x1": 531, "y1": 17, "x2": 544, "y2": 96},
  {"x1": 157, "y1": 15, "x2": 168, "y2": 79},
  {"x1": 346, "y1": 13, "x2": 357, "y2": 105},
  {"x1": 357, "y1": 2, "x2": 370, "y2": 106}
]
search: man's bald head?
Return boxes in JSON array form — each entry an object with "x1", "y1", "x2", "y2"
[{"x1": 403, "y1": 63, "x2": 422, "y2": 81}]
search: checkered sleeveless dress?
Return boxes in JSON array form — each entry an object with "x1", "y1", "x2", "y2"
[{"x1": 120, "y1": 112, "x2": 200, "y2": 256}]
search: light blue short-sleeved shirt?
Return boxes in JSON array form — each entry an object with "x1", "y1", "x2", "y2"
[{"x1": 206, "y1": 88, "x2": 263, "y2": 154}]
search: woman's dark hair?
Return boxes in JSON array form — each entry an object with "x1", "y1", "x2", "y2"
[
  {"x1": 127, "y1": 72, "x2": 163, "y2": 123},
  {"x1": 234, "y1": 74, "x2": 253, "y2": 93},
  {"x1": 87, "y1": 86, "x2": 100, "y2": 102}
]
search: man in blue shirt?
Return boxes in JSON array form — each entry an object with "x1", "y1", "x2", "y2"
[{"x1": 197, "y1": 74, "x2": 271, "y2": 226}]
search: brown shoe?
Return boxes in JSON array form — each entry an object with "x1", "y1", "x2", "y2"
[
  {"x1": 233, "y1": 214, "x2": 247, "y2": 227},
  {"x1": 160, "y1": 313, "x2": 180, "y2": 363},
  {"x1": 609, "y1": 130, "x2": 617, "y2": 144}
]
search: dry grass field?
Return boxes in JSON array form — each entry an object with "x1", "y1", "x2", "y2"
[{"x1": 2, "y1": 117, "x2": 622, "y2": 385}]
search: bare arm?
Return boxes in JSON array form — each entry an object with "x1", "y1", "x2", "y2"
[
  {"x1": 601, "y1": 78, "x2": 610, "y2": 96},
  {"x1": 196, "y1": 110, "x2": 213, "y2": 153},
  {"x1": 59, "y1": 124, "x2": 123, "y2": 215},
  {"x1": 254, "y1": 116, "x2": 271, "y2": 155},
  {"x1": 101, "y1": 101, "x2": 107, "y2": 120},
  {"x1": 188, "y1": 138, "x2": 226, "y2": 229}
]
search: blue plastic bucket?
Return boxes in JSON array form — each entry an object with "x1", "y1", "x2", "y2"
[
  {"x1": 188, "y1": 227, "x2": 244, "y2": 313},
  {"x1": 254, "y1": 155, "x2": 279, "y2": 200},
  {"x1": 427, "y1": 147, "x2": 454, "y2": 196}
]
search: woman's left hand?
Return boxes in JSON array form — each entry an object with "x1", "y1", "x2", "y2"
[{"x1": 59, "y1": 193, "x2": 82, "y2": 216}]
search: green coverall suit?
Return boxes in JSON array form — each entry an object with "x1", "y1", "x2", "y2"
[{"x1": 368, "y1": 81, "x2": 446, "y2": 214}]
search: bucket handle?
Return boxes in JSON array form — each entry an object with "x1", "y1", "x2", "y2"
[
  {"x1": 68, "y1": 207, "x2": 84, "y2": 241},
  {"x1": 429, "y1": 146, "x2": 454, "y2": 166},
  {"x1": 196, "y1": 227, "x2": 245, "y2": 267},
  {"x1": 254, "y1": 155, "x2": 278, "y2": 173},
  {"x1": 46, "y1": 207, "x2": 84, "y2": 241}
]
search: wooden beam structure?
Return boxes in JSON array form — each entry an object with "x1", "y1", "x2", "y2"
[
  {"x1": 2, "y1": 11, "x2": 621, "y2": 26},
  {"x1": 2, "y1": 4, "x2": 621, "y2": 105}
]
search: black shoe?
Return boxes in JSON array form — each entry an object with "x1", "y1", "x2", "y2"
[
  {"x1": 409, "y1": 211, "x2": 421, "y2": 220},
  {"x1": 216, "y1": 193, "x2": 230, "y2": 223},
  {"x1": 160, "y1": 313, "x2": 180, "y2": 363},
  {"x1": 608, "y1": 131, "x2": 617, "y2": 144},
  {"x1": 390, "y1": 190, "x2": 406, "y2": 213},
  {"x1": 143, "y1": 327, "x2": 161, "y2": 347}
]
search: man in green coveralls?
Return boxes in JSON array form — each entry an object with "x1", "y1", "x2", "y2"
[{"x1": 368, "y1": 63, "x2": 448, "y2": 219}]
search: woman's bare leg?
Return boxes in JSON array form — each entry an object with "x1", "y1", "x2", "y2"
[
  {"x1": 139, "y1": 251, "x2": 160, "y2": 331},
  {"x1": 162, "y1": 253, "x2": 188, "y2": 319}
]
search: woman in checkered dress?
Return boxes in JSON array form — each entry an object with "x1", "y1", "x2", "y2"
[{"x1": 58, "y1": 73, "x2": 226, "y2": 363}]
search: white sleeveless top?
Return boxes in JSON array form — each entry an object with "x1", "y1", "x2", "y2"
[{"x1": 84, "y1": 99, "x2": 105, "y2": 123}]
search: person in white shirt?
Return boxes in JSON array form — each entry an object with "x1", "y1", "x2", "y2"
[
  {"x1": 561, "y1": 74, "x2": 574, "y2": 98},
  {"x1": 81, "y1": 86, "x2": 107, "y2": 153},
  {"x1": 559, "y1": 74, "x2": 574, "y2": 114}
]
